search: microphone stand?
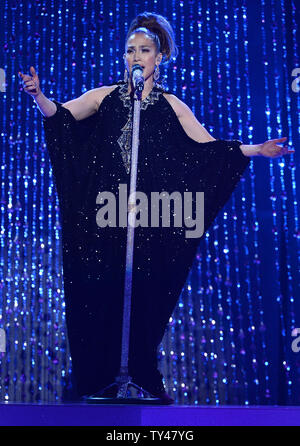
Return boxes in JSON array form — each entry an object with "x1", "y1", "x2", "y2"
[{"x1": 84, "y1": 80, "x2": 161, "y2": 404}]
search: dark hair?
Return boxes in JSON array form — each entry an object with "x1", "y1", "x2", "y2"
[{"x1": 126, "y1": 12, "x2": 178, "y2": 64}]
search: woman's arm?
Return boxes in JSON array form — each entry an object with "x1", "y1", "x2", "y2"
[
  {"x1": 19, "y1": 66, "x2": 105, "y2": 120},
  {"x1": 163, "y1": 93, "x2": 216, "y2": 143},
  {"x1": 19, "y1": 66, "x2": 57, "y2": 117},
  {"x1": 61, "y1": 88, "x2": 101, "y2": 120},
  {"x1": 34, "y1": 91, "x2": 57, "y2": 117},
  {"x1": 163, "y1": 94, "x2": 295, "y2": 158},
  {"x1": 240, "y1": 139, "x2": 294, "y2": 158},
  {"x1": 61, "y1": 85, "x2": 118, "y2": 121},
  {"x1": 33, "y1": 89, "x2": 99, "y2": 120}
]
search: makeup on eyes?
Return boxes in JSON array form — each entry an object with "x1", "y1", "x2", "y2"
[{"x1": 126, "y1": 45, "x2": 152, "y2": 50}]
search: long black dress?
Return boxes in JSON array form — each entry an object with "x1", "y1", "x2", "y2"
[{"x1": 42, "y1": 80, "x2": 250, "y2": 398}]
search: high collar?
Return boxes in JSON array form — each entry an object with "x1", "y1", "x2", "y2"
[{"x1": 118, "y1": 81, "x2": 163, "y2": 111}]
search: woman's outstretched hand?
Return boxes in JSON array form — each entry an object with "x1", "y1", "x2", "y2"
[
  {"x1": 259, "y1": 137, "x2": 295, "y2": 158},
  {"x1": 18, "y1": 66, "x2": 41, "y2": 97}
]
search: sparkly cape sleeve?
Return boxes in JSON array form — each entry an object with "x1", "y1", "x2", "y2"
[
  {"x1": 165, "y1": 99, "x2": 251, "y2": 232},
  {"x1": 42, "y1": 100, "x2": 100, "y2": 199},
  {"x1": 198, "y1": 138, "x2": 250, "y2": 232}
]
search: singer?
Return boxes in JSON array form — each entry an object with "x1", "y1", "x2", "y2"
[{"x1": 19, "y1": 12, "x2": 294, "y2": 404}]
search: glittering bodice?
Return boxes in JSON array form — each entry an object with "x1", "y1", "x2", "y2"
[{"x1": 116, "y1": 82, "x2": 164, "y2": 174}]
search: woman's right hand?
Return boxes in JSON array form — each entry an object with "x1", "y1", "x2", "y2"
[{"x1": 18, "y1": 66, "x2": 42, "y2": 97}]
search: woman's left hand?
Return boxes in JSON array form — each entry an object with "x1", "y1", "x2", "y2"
[{"x1": 258, "y1": 137, "x2": 295, "y2": 158}]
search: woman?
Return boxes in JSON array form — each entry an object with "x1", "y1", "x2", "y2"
[{"x1": 18, "y1": 12, "x2": 293, "y2": 404}]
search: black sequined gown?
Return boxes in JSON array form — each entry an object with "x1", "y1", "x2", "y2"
[{"x1": 42, "y1": 81, "x2": 250, "y2": 398}]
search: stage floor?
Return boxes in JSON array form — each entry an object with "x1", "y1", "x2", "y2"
[{"x1": 0, "y1": 402, "x2": 299, "y2": 426}]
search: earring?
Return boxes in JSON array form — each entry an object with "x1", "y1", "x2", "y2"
[
  {"x1": 154, "y1": 65, "x2": 160, "y2": 81},
  {"x1": 124, "y1": 67, "x2": 129, "y2": 83}
]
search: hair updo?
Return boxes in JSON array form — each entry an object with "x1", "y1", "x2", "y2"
[{"x1": 125, "y1": 12, "x2": 178, "y2": 64}]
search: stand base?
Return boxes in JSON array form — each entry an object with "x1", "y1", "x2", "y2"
[{"x1": 81, "y1": 374, "x2": 164, "y2": 405}]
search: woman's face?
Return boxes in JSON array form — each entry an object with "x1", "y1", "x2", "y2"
[{"x1": 124, "y1": 32, "x2": 162, "y2": 83}]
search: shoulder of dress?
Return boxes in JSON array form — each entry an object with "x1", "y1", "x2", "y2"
[
  {"x1": 162, "y1": 91, "x2": 177, "y2": 100},
  {"x1": 160, "y1": 92, "x2": 182, "y2": 115},
  {"x1": 99, "y1": 80, "x2": 126, "y2": 91},
  {"x1": 94, "y1": 84, "x2": 119, "y2": 96},
  {"x1": 93, "y1": 84, "x2": 121, "y2": 110},
  {"x1": 161, "y1": 94, "x2": 195, "y2": 119}
]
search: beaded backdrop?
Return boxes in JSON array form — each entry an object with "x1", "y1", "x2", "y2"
[{"x1": 0, "y1": 0, "x2": 299, "y2": 404}]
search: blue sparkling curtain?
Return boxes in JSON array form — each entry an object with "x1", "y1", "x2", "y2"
[{"x1": 0, "y1": 0, "x2": 299, "y2": 404}]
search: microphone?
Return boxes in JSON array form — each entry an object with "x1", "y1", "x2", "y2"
[{"x1": 131, "y1": 64, "x2": 144, "y2": 91}]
